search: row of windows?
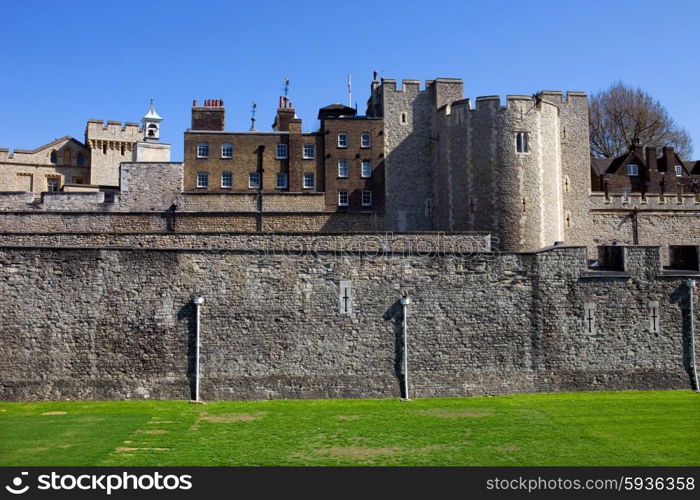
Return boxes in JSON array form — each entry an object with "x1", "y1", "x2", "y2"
[
  {"x1": 50, "y1": 151, "x2": 85, "y2": 166},
  {"x1": 338, "y1": 190, "x2": 373, "y2": 207},
  {"x1": 337, "y1": 132, "x2": 372, "y2": 149},
  {"x1": 626, "y1": 164, "x2": 685, "y2": 177},
  {"x1": 196, "y1": 172, "x2": 316, "y2": 189},
  {"x1": 337, "y1": 160, "x2": 372, "y2": 178},
  {"x1": 196, "y1": 142, "x2": 309, "y2": 160}
]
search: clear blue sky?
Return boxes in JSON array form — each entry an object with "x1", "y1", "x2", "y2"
[{"x1": 1, "y1": 0, "x2": 698, "y2": 160}]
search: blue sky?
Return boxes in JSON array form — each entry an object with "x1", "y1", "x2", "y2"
[{"x1": 1, "y1": 0, "x2": 698, "y2": 160}]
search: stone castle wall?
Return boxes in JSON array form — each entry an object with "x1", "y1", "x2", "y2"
[{"x1": 0, "y1": 244, "x2": 696, "y2": 401}]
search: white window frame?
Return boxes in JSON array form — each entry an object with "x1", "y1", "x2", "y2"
[
  {"x1": 276, "y1": 143, "x2": 288, "y2": 159},
  {"x1": 303, "y1": 144, "x2": 315, "y2": 159},
  {"x1": 361, "y1": 160, "x2": 372, "y2": 178},
  {"x1": 361, "y1": 190, "x2": 372, "y2": 207},
  {"x1": 360, "y1": 133, "x2": 371, "y2": 148},
  {"x1": 276, "y1": 172, "x2": 288, "y2": 189},
  {"x1": 196, "y1": 172, "x2": 208, "y2": 188},
  {"x1": 515, "y1": 132, "x2": 528, "y2": 154},
  {"x1": 675, "y1": 165, "x2": 683, "y2": 177},
  {"x1": 249, "y1": 172, "x2": 261, "y2": 189},
  {"x1": 338, "y1": 190, "x2": 349, "y2": 206},
  {"x1": 47, "y1": 178, "x2": 60, "y2": 192},
  {"x1": 221, "y1": 143, "x2": 233, "y2": 159},
  {"x1": 627, "y1": 164, "x2": 639, "y2": 176},
  {"x1": 196, "y1": 142, "x2": 209, "y2": 158},
  {"x1": 221, "y1": 172, "x2": 232, "y2": 188},
  {"x1": 338, "y1": 160, "x2": 349, "y2": 178},
  {"x1": 303, "y1": 173, "x2": 315, "y2": 189},
  {"x1": 337, "y1": 133, "x2": 348, "y2": 148}
]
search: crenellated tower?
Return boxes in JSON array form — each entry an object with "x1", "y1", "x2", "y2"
[
  {"x1": 85, "y1": 120, "x2": 141, "y2": 186},
  {"x1": 375, "y1": 76, "x2": 589, "y2": 251}
]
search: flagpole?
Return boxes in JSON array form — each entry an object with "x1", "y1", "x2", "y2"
[{"x1": 348, "y1": 74, "x2": 352, "y2": 108}]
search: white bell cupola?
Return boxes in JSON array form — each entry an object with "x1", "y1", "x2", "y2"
[{"x1": 142, "y1": 98, "x2": 162, "y2": 142}]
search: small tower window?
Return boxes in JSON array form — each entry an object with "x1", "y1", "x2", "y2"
[
  {"x1": 77, "y1": 153, "x2": 84, "y2": 166},
  {"x1": 401, "y1": 112, "x2": 407, "y2": 124},
  {"x1": 337, "y1": 133, "x2": 348, "y2": 148},
  {"x1": 102, "y1": 142, "x2": 107, "y2": 154},
  {"x1": 50, "y1": 151, "x2": 57, "y2": 163},
  {"x1": 516, "y1": 132, "x2": 529, "y2": 153},
  {"x1": 120, "y1": 144, "x2": 125, "y2": 156},
  {"x1": 147, "y1": 124, "x2": 157, "y2": 137}
]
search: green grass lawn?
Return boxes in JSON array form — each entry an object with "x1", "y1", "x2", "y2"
[{"x1": 0, "y1": 391, "x2": 697, "y2": 466}]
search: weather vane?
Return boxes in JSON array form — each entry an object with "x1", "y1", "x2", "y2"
[{"x1": 249, "y1": 101, "x2": 257, "y2": 131}]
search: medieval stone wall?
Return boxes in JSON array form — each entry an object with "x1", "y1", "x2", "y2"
[{"x1": 0, "y1": 244, "x2": 696, "y2": 401}]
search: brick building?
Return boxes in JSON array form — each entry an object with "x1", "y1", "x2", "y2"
[
  {"x1": 591, "y1": 138, "x2": 700, "y2": 194},
  {"x1": 183, "y1": 97, "x2": 384, "y2": 213}
]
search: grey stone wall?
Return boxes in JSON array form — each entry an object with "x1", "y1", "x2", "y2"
[{"x1": 0, "y1": 244, "x2": 696, "y2": 401}]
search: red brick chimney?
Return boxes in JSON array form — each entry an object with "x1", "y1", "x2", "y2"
[{"x1": 191, "y1": 99, "x2": 225, "y2": 131}]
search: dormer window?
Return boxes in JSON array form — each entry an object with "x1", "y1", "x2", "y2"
[
  {"x1": 675, "y1": 165, "x2": 683, "y2": 177},
  {"x1": 627, "y1": 164, "x2": 639, "y2": 176}
]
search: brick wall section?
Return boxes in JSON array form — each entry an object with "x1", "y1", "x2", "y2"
[
  {"x1": 321, "y1": 116, "x2": 385, "y2": 211},
  {"x1": 183, "y1": 132, "x2": 324, "y2": 194},
  {"x1": 0, "y1": 245, "x2": 696, "y2": 400}
]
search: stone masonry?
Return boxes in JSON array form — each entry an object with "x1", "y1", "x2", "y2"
[{"x1": 0, "y1": 243, "x2": 697, "y2": 400}]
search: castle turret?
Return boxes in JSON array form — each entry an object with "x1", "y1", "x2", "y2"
[
  {"x1": 142, "y1": 99, "x2": 162, "y2": 141},
  {"x1": 133, "y1": 99, "x2": 171, "y2": 163}
]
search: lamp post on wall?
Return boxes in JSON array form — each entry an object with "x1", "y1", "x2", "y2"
[
  {"x1": 193, "y1": 295, "x2": 205, "y2": 402},
  {"x1": 400, "y1": 290, "x2": 411, "y2": 401},
  {"x1": 687, "y1": 280, "x2": 698, "y2": 392}
]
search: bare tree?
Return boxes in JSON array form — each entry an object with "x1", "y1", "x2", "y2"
[{"x1": 589, "y1": 82, "x2": 693, "y2": 158}]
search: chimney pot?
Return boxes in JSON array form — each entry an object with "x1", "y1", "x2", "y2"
[{"x1": 193, "y1": 100, "x2": 197, "y2": 107}]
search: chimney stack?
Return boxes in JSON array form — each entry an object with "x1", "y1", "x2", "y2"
[{"x1": 191, "y1": 98, "x2": 226, "y2": 131}]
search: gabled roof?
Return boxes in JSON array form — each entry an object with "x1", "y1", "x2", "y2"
[
  {"x1": 598, "y1": 150, "x2": 646, "y2": 175},
  {"x1": 591, "y1": 157, "x2": 612, "y2": 176},
  {"x1": 10, "y1": 136, "x2": 87, "y2": 154}
]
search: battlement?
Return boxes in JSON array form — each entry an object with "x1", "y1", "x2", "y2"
[
  {"x1": 85, "y1": 120, "x2": 141, "y2": 142},
  {"x1": 381, "y1": 78, "x2": 463, "y2": 94},
  {"x1": 590, "y1": 192, "x2": 700, "y2": 209},
  {"x1": 437, "y1": 92, "x2": 570, "y2": 125}
]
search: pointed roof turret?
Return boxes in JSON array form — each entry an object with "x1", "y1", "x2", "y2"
[{"x1": 143, "y1": 98, "x2": 162, "y2": 121}]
